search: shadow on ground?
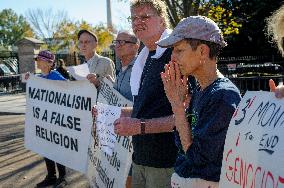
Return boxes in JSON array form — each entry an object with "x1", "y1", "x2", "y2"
[{"x1": 0, "y1": 115, "x2": 90, "y2": 188}]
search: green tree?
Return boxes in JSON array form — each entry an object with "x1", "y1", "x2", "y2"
[
  {"x1": 93, "y1": 24, "x2": 115, "y2": 52},
  {"x1": 0, "y1": 9, "x2": 34, "y2": 48},
  {"x1": 164, "y1": 0, "x2": 242, "y2": 35},
  {"x1": 52, "y1": 20, "x2": 114, "y2": 53},
  {"x1": 224, "y1": 0, "x2": 283, "y2": 55}
]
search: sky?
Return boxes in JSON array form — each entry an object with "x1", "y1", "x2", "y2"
[{"x1": 0, "y1": 0, "x2": 132, "y2": 30}]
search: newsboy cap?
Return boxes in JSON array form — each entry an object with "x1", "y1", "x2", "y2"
[
  {"x1": 77, "y1": 29, "x2": 98, "y2": 42},
  {"x1": 156, "y1": 16, "x2": 227, "y2": 48}
]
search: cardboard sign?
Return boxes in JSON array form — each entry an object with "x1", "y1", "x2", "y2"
[
  {"x1": 25, "y1": 75, "x2": 97, "y2": 173},
  {"x1": 87, "y1": 82, "x2": 133, "y2": 188},
  {"x1": 95, "y1": 103, "x2": 121, "y2": 155},
  {"x1": 98, "y1": 78, "x2": 132, "y2": 107},
  {"x1": 219, "y1": 91, "x2": 284, "y2": 188},
  {"x1": 87, "y1": 120, "x2": 133, "y2": 188}
]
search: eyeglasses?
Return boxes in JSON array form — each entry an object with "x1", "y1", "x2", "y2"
[
  {"x1": 112, "y1": 40, "x2": 136, "y2": 46},
  {"x1": 128, "y1": 14, "x2": 157, "y2": 23}
]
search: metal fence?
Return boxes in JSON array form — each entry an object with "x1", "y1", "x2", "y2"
[
  {"x1": 0, "y1": 74, "x2": 22, "y2": 93},
  {"x1": 0, "y1": 51, "x2": 21, "y2": 94},
  {"x1": 0, "y1": 51, "x2": 283, "y2": 95},
  {"x1": 217, "y1": 55, "x2": 284, "y2": 95}
]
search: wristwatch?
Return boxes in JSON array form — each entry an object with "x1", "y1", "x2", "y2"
[{"x1": 140, "y1": 118, "x2": 145, "y2": 135}]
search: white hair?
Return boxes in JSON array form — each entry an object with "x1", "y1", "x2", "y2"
[
  {"x1": 266, "y1": 5, "x2": 284, "y2": 56},
  {"x1": 116, "y1": 30, "x2": 139, "y2": 43}
]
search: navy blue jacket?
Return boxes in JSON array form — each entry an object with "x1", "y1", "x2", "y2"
[
  {"x1": 174, "y1": 78, "x2": 241, "y2": 182},
  {"x1": 131, "y1": 49, "x2": 178, "y2": 168}
]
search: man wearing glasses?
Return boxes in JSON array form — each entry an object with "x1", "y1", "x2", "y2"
[
  {"x1": 112, "y1": 31, "x2": 140, "y2": 101},
  {"x1": 113, "y1": 0, "x2": 179, "y2": 187},
  {"x1": 78, "y1": 29, "x2": 115, "y2": 87}
]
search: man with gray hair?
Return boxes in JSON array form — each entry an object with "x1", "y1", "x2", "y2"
[
  {"x1": 112, "y1": 31, "x2": 140, "y2": 101},
  {"x1": 77, "y1": 29, "x2": 115, "y2": 87},
  {"x1": 113, "y1": 0, "x2": 179, "y2": 187}
]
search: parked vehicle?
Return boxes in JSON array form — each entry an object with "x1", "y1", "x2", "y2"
[{"x1": 0, "y1": 63, "x2": 14, "y2": 76}]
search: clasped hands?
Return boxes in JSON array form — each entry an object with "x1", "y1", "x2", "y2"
[{"x1": 161, "y1": 61, "x2": 190, "y2": 113}]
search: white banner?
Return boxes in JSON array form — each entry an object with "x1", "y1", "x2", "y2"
[
  {"x1": 25, "y1": 75, "x2": 97, "y2": 173},
  {"x1": 219, "y1": 91, "x2": 284, "y2": 188},
  {"x1": 87, "y1": 79, "x2": 133, "y2": 188}
]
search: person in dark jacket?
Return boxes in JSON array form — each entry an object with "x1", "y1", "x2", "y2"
[{"x1": 56, "y1": 59, "x2": 70, "y2": 80}]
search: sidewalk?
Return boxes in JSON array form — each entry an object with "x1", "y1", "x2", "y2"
[
  {"x1": 0, "y1": 94, "x2": 89, "y2": 188},
  {"x1": 0, "y1": 93, "x2": 26, "y2": 115}
]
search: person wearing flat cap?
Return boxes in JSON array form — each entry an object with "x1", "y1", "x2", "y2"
[
  {"x1": 78, "y1": 29, "x2": 115, "y2": 87},
  {"x1": 158, "y1": 16, "x2": 241, "y2": 187}
]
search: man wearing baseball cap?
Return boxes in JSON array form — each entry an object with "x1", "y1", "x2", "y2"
[
  {"x1": 77, "y1": 29, "x2": 115, "y2": 87},
  {"x1": 158, "y1": 16, "x2": 241, "y2": 187}
]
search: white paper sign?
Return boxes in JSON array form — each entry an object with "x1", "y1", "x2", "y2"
[
  {"x1": 96, "y1": 103, "x2": 121, "y2": 155},
  {"x1": 98, "y1": 78, "x2": 133, "y2": 107},
  {"x1": 25, "y1": 75, "x2": 97, "y2": 173},
  {"x1": 87, "y1": 82, "x2": 133, "y2": 188},
  {"x1": 219, "y1": 91, "x2": 284, "y2": 188},
  {"x1": 67, "y1": 63, "x2": 90, "y2": 80},
  {"x1": 87, "y1": 133, "x2": 133, "y2": 188}
]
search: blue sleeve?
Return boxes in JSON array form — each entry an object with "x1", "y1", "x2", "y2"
[
  {"x1": 50, "y1": 71, "x2": 66, "y2": 81},
  {"x1": 182, "y1": 91, "x2": 240, "y2": 172}
]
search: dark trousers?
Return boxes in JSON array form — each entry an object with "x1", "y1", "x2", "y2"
[{"x1": 44, "y1": 158, "x2": 66, "y2": 178}]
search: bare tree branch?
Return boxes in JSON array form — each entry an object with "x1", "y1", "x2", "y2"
[{"x1": 25, "y1": 8, "x2": 68, "y2": 39}]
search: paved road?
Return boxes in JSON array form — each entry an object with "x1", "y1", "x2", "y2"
[
  {"x1": 0, "y1": 93, "x2": 26, "y2": 115},
  {"x1": 0, "y1": 94, "x2": 89, "y2": 188}
]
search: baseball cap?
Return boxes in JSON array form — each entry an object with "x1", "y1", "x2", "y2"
[
  {"x1": 35, "y1": 50, "x2": 55, "y2": 63},
  {"x1": 77, "y1": 29, "x2": 98, "y2": 42},
  {"x1": 156, "y1": 16, "x2": 227, "y2": 48}
]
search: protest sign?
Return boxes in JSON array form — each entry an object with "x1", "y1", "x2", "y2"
[
  {"x1": 87, "y1": 113, "x2": 133, "y2": 188},
  {"x1": 25, "y1": 75, "x2": 97, "y2": 173},
  {"x1": 95, "y1": 103, "x2": 121, "y2": 155},
  {"x1": 87, "y1": 80, "x2": 133, "y2": 188},
  {"x1": 219, "y1": 91, "x2": 284, "y2": 188},
  {"x1": 98, "y1": 78, "x2": 133, "y2": 107}
]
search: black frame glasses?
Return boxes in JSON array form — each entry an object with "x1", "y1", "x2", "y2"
[{"x1": 112, "y1": 40, "x2": 136, "y2": 46}]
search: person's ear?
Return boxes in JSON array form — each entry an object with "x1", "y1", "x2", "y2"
[{"x1": 199, "y1": 44, "x2": 210, "y2": 58}]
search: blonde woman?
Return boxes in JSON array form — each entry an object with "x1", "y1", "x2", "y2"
[{"x1": 267, "y1": 5, "x2": 284, "y2": 98}]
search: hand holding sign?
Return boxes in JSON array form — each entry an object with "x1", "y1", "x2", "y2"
[
  {"x1": 87, "y1": 73, "x2": 100, "y2": 87},
  {"x1": 269, "y1": 79, "x2": 284, "y2": 98},
  {"x1": 114, "y1": 117, "x2": 140, "y2": 136}
]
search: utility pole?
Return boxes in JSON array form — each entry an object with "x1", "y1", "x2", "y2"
[{"x1": 106, "y1": 0, "x2": 113, "y2": 32}]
